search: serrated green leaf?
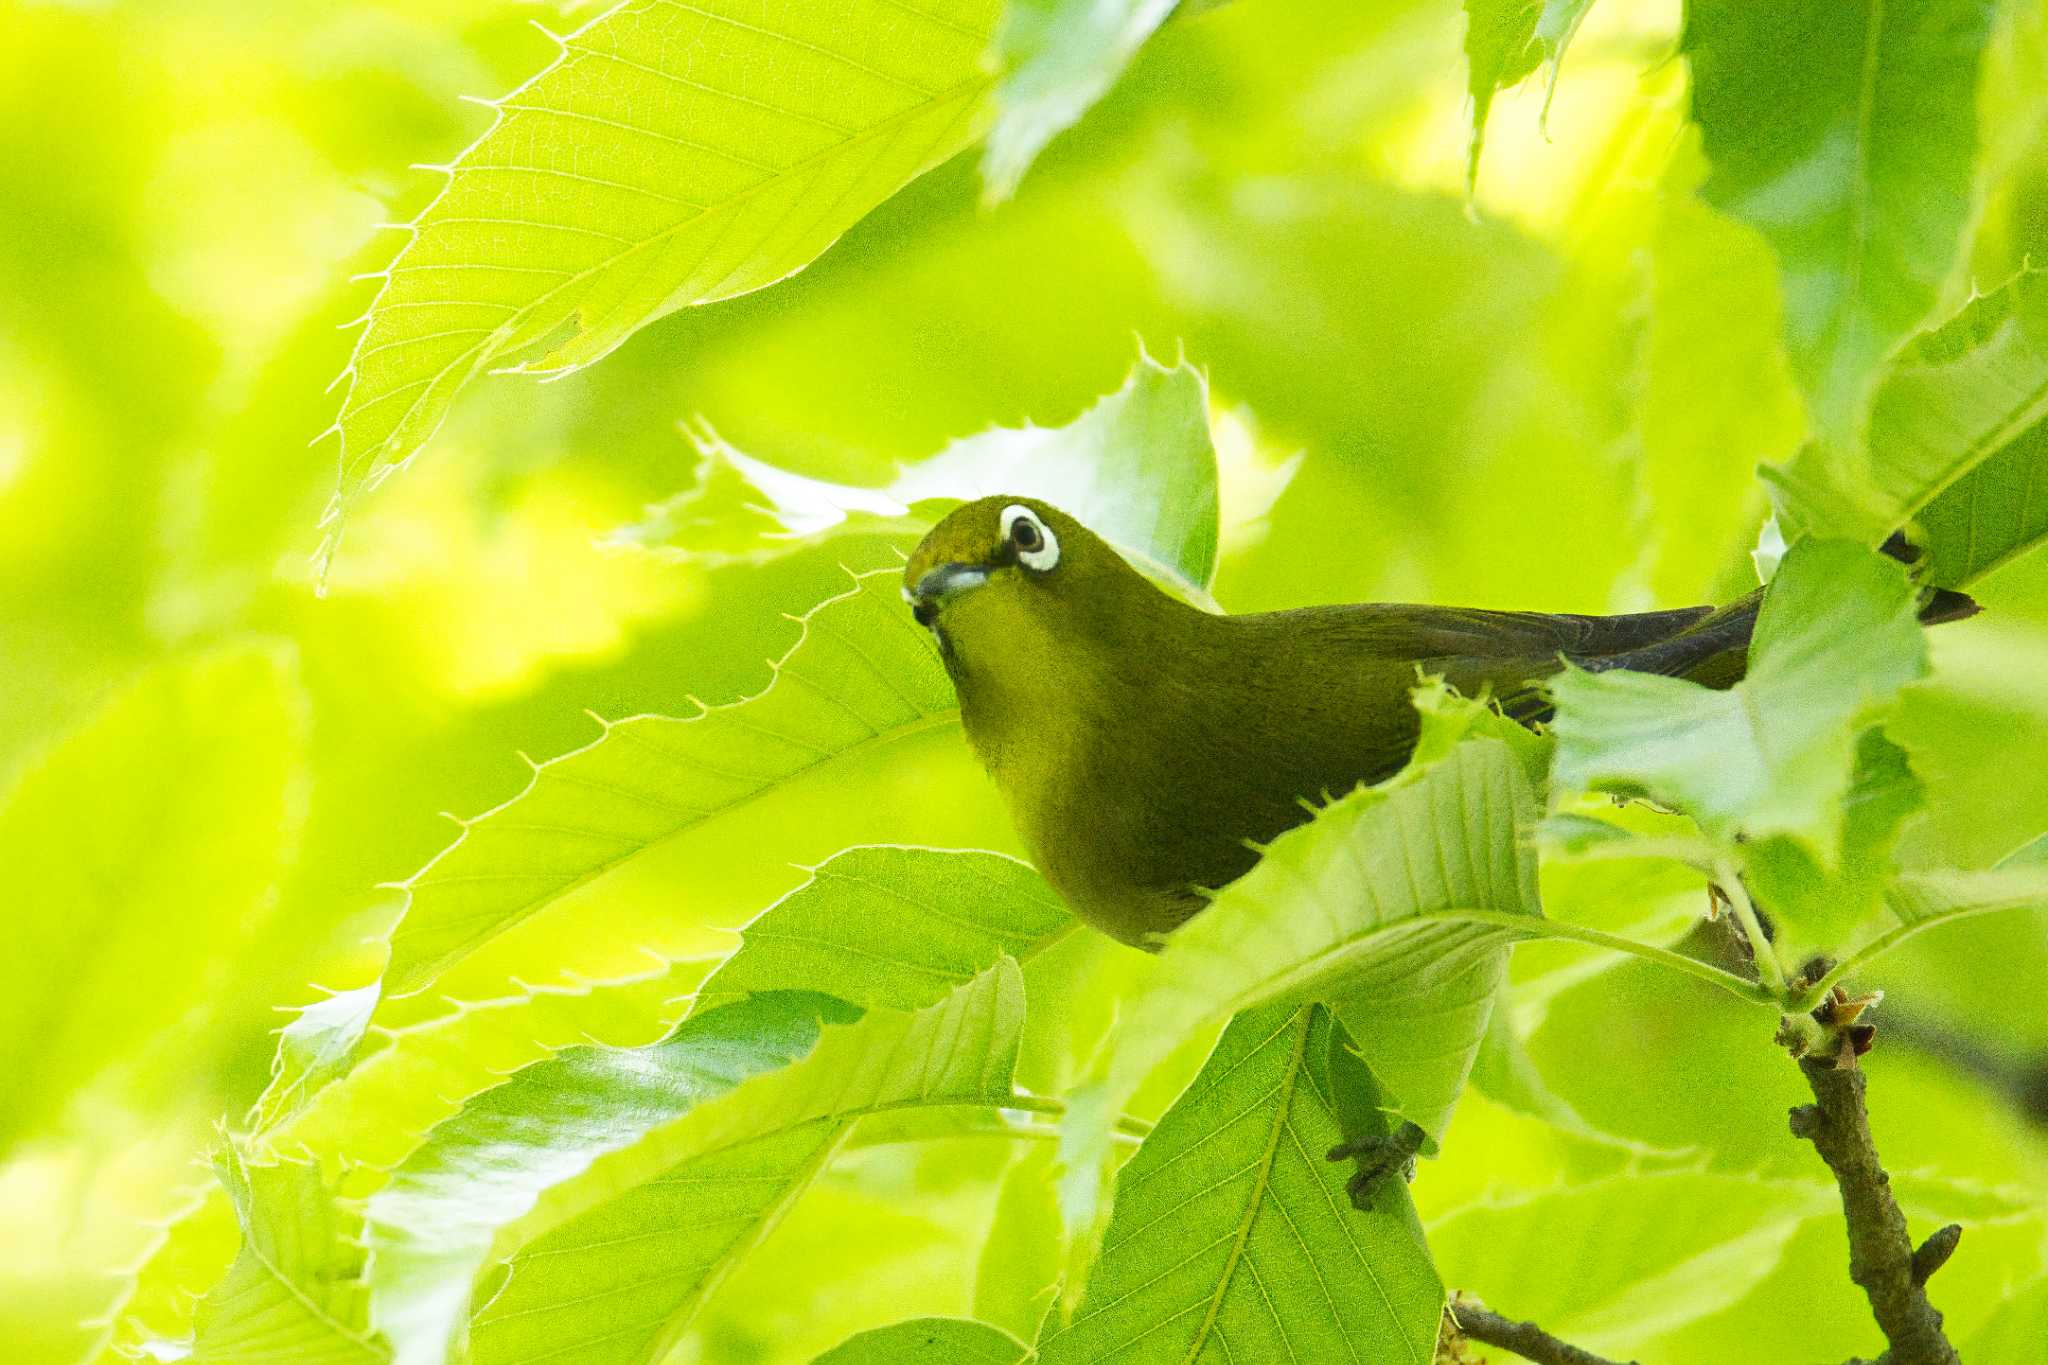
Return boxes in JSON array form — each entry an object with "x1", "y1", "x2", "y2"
[
  {"x1": 1106, "y1": 734, "x2": 1542, "y2": 1152},
  {"x1": 1683, "y1": 0, "x2": 1997, "y2": 447},
  {"x1": 1040, "y1": 1005, "x2": 1442, "y2": 1364},
  {"x1": 700, "y1": 846, "x2": 1072, "y2": 1013},
  {"x1": 1772, "y1": 268, "x2": 2048, "y2": 556},
  {"x1": 366, "y1": 991, "x2": 851, "y2": 1364},
  {"x1": 1431, "y1": 1171, "x2": 1831, "y2": 1355},
  {"x1": 264, "y1": 957, "x2": 715, "y2": 1171},
  {"x1": 382, "y1": 569, "x2": 957, "y2": 998},
  {"x1": 79, "y1": 1184, "x2": 240, "y2": 1365},
  {"x1": 1819, "y1": 836, "x2": 2048, "y2": 995},
  {"x1": 1743, "y1": 728, "x2": 1924, "y2": 951},
  {"x1": 252, "y1": 985, "x2": 381, "y2": 1136},
  {"x1": 1460, "y1": 0, "x2": 1601, "y2": 191},
  {"x1": 1550, "y1": 538, "x2": 1927, "y2": 863},
  {"x1": 325, "y1": 0, "x2": 1001, "y2": 546},
  {"x1": 194, "y1": 1149, "x2": 388, "y2": 1363},
  {"x1": 465, "y1": 961, "x2": 1026, "y2": 1365},
  {"x1": 983, "y1": 0, "x2": 1180, "y2": 202},
  {"x1": 0, "y1": 645, "x2": 306, "y2": 1152},
  {"x1": 1902, "y1": 270, "x2": 2048, "y2": 585},
  {"x1": 1461, "y1": 0, "x2": 1542, "y2": 192},
  {"x1": 616, "y1": 355, "x2": 1229, "y2": 595},
  {"x1": 815, "y1": 1317, "x2": 1028, "y2": 1363}
]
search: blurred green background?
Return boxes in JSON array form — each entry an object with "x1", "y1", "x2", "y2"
[{"x1": 4, "y1": 0, "x2": 2047, "y2": 1360}]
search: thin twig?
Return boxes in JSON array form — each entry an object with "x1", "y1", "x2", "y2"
[
  {"x1": 1448, "y1": 1296, "x2": 1638, "y2": 1365},
  {"x1": 1789, "y1": 1051, "x2": 1960, "y2": 1365}
]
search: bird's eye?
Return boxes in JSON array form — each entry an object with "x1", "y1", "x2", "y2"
[{"x1": 1000, "y1": 503, "x2": 1060, "y2": 572}]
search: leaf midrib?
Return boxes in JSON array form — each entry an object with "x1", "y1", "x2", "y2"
[{"x1": 1181, "y1": 1009, "x2": 1310, "y2": 1363}]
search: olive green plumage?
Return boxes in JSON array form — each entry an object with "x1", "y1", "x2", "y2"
[{"x1": 901, "y1": 496, "x2": 1926, "y2": 948}]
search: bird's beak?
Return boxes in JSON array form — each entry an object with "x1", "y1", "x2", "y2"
[{"x1": 905, "y1": 562, "x2": 989, "y2": 627}]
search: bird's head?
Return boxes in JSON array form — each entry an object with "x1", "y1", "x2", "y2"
[{"x1": 903, "y1": 496, "x2": 1163, "y2": 670}]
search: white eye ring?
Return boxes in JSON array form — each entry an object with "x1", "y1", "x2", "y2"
[{"x1": 1001, "y1": 504, "x2": 1059, "y2": 572}]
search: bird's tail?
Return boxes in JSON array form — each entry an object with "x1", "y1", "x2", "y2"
[{"x1": 1586, "y1": 542, "x2": 1980, "y2": 688}]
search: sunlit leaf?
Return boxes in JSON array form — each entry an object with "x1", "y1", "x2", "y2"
[
  {"x1": 1462, "y1": 0, "x2": 1604, "y2": 191},
  {"x1": 1743, "y1": 727, "x2": 1925, "y2": 951},
  {"x1": 1467, "y1": 994, "x2": 1681, "y2": 1158},
  {"x1": 1634, "y1": 189, "x2": 1803, "y2": 600},
  {"x1": 1684, "y1": 0, "x2": 1997, "y2": 447},
  {"x1": 252, "y1": 985, "x2": 381, "y2": 1136},
  {"x1": 700, "y1": 845, "x2": 1073, "y2": 1013},
  {"x1": 324, "y1": 0, "x2": 1002, "y2": 550},
  {"x1": 1899, "y1": 270, "x2": 2048, "y2": 585},
  {"x1": 366, "y1": 991, "x2": 851, "y2": 1364},
  {"x1": 80, "y1": 1184, "x2": 239, "y2": 1365},
  {"x1": 1461, "y1": 0, "x2": 1541, "y2": 194},
  {"x1": 615, "y1": 355, "x2": 1230, "y2": 595},
  {"x1": 973, "y1": 1146, "x2": 1062, "y2": 1343},
  {"x1": 1105, "y1": 729, "x2": 1542, "y2": 1153},
  {"x1": 984, "y1": 0, "x2": 1181, "y2": 202},
  {"x1": 194, "y1": 1149, "x2": 388, "y2": 1363},
  {"x1": 815, "y1": 1316, "x2": 1028, "y2": 1363},
  {"x1": 1964, "y1": 1273, "x2": 2048, "y2": 1363},
  {"x1": 1550, "y1": 539, "x2": 1927, "y2": 864},
  {"x1": 1827, "y1": 835, "x2": 2048, "y2": 988},
  {"x1": 382, "y1": 569, "x2": 956, "y2": 998},
  {"x1": 263, "y1": 957, "x2": 715, "y2": 1171},
  {"x1": 1431, "y1": 1171, "x2": 1832, "y2": 1357},
  {"x1": 1771, "y1": 268, "x2": 2048, "y2": 560},
  {"x1": 1040, "y1": 1004, "x2": 1443, "y2": 1364},
  {"x1": 465, "y1": 961, "x2": 1025, "y2": 1365},
  {"x1": 0, "y1": 645, "x2": 307, "y2": 1151}
]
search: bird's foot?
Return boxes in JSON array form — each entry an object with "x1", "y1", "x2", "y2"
[{"x1": 1326, "y1": 1120, "x2": 1426, "y2": 1210}]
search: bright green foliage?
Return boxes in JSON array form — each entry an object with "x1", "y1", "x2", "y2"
[
  {"x1": 1041, "y1": 1005, "x2": 1443, "y2": 1364},
  {"x1": 1743, "y1": 730, "x2": 1923, "y2": 948},
  {"x1": 1461, "y1": 0, "x2": 1603, "y2": 188},
  {"x1": 815, "y1": 1317, "x2": 1027, "y2": 1363},
  {"x1": 617, "y1": 356, "x2": 1230, "y2": 594},
  {"x1": 1102, "y1": 729, "x2": 1541, "y2": 1155},
  {"x1": 82, "y1": 1186, "x2": 240, "y2": 1365},
  {"x1": 466, "y1": 962, "x2": 1024, "y2": 1365},
  {"x1": 700, "y1": 847, "x2": 1072, "y2": 1012},
  {"x1": 384, "y1": 569, "x2": 957, "y2": 997},
  {"x1": 0, "y1": 646, "x2": 306, "y2": 1152},
  {"x1": 1684, "y1": 0, "x2": 1997, "y2": 446},
  {"x1": 193, "y1": 1150, "x2": 387, "y2": 1363},
  {"x1": 11, "y1": 1, "x2": 2048, "y2": 1361},
  {"x1": 1551, "y1": 539, "x2": 1926, "y2": 862},
  {"x1": 1461, "y1": 0, "x2": 1544, "y2": 190},
  {"x1": 326, "y1": 0, "x2": 1001, "y2": 544},
  {"x1": 264, "y1": 957, "x2": 717, "y2": 1171},
  {"x1": 1888, "y1": 269, "x2": 2048, "y2": 584},
  {"x1": 1429, "y1": 1171, "x2": 1834, "y2": 1357},
  {"x1": 251, "y1": 986, "x2": 381, "y2": 1135},
  {"x1": 985, "y1": 0, "x2": 1182, "y2": 201},
  {"x1": 366, "y1": 991, "x2": 851, "y2": 1364},
  {"x1": 973, "y1": 1146, "x2": 1063, "y2": 1341},
  {"x1": 1773, "y1": 267, "x2": 2048, "y2": 558},
  {"x1": 1634, "y1": 190, "x2": 1805, "y2": 602}
]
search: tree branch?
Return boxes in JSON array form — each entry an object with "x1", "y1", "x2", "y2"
[
  {"x1": 1447, "y1": 1295, "x2": 1638, "y2": 1365},
  {"x1": 1788, "y1": 1036, "x2": 1961, "y2": 1365}
]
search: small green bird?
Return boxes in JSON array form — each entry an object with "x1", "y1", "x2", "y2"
[{"x1": 904, "y1": 495, "x2": 1974, "y2": 949}]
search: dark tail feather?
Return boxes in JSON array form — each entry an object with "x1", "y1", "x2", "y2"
[{"x1": 1580, "y1": 562, "x2": 1981, "y2": 689}]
